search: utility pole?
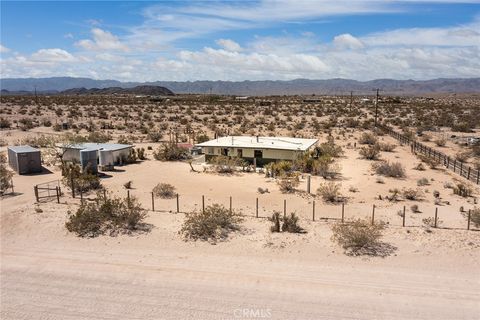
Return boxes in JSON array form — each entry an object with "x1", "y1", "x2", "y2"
[
  {"x1": 349, "y1": 91, "x2": 353, "y2": 112},
  {"x1": 374, "y1": 88, "x2": 380, "y2": 127}
]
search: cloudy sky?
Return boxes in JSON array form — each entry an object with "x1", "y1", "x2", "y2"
[{"x1": 1, "y1": 0, "x2": 479, "y2": 81}]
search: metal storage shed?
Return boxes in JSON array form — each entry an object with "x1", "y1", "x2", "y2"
[{"x1": 7, "y1": 145, "x2": 42, "y2": 174}]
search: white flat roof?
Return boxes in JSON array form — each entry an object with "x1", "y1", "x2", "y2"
[{"x1": 196, "y1": 136, "x2": 318, "y2": 151}]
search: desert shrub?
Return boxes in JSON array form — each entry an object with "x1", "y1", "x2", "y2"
[
  {"x1": 209, "y1": 155, "x2": 247, "y2": 173},
  {"x1": 373, "y1": 161, "x2": 406, "y2": 178},
  {"x1": 418, "y1": 155, "x2": 440, "y2": 169},
  {"x1": 387, "y1": 188, "x2": 401, "y2": 201},
  {"x1": 417, "y1": 177, "x2": 430, "y2": 186},
  {"x1": 359, "y1": 145, "x2": 381, "y2": 160},
  {"x1": 65, "y1": 194, "x2": 146, "y2": 237},
  {"x1": 453, "y1": 182, "x2": 473, "y2": 197},
  {"x1": 358, "y1": 132, "x2": 378, "y2": 145},
  {"x1": 269, "y1": 212, "x2": 304, "y2": 233},
  {"x1": 137, "y1": 148, "x2": 146, "y2": 160},
  {"x1": 265, "y1": 160, "x2": 293, "y2": 177},
  {"x1": 422, "y1": 217, "x2": 442, "y2": 228},
  {"x1": 0, "y1": 118, "x2": 11, "y2": 129},
  {"x1": 455, "y1": 151, "x2": 471, "y2": 162},
  {"x1": 0, "y1": 153, "x2": 13, "y2": 195},
  {"x1": 277, "y1": 173, "x2": 300, "y2": 193},
  {"x1": 414, "y1": 163, "x2": 426, "y2": 171},
  {"x1": 196, "y1": 134, "x2": 210, "y2": 143},
  {"x1": 87, "y1": 131, "x2": 111, "y2": 143},
  {"x1": 402, "y1": 188, "x2": 424, "y2": 200},
  {"x1": 123, "y1": 180, "x2": 133, "y2": 189},
  {"x1": 331, "y1": 219, "x2": 385, "y2": 254},
  {"x1": 434, "y1": 138, "x2": 446, "y2": 147},
  {"x1": 62, "y1": 163, "x2": 101, "y2": 193},
  {"x1": 317, "y1": 182, "x2": 342, "y2": 202},
  {"x1": 152, "y1": 183, "x2": 176, "y2": 199},
  {"x1": 410, "y1": 204, "x2": 420, "y2": 213},
  {"x1": 317, "y1": 138, "x2": 344, "y2": 158},
  {"x1": 147, "y1": 130, "x2": 163, "y2": 142},
  {"x1": 257, "y1": 187, "x2": 269, "y2": 194},
  {"x1": 180, "y1": 204, "x2": 242, "y2": 243},
  {"x1": 378, "y1": 142, "x2": 396, "y2": 152},
  {"x1": 153, "y1": 143, "x2": 191, "y2": 161}
]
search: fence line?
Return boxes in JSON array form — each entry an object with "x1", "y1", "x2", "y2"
[
  {"x1": 380, "y1": 125, "x2": 480, "y2": 185},
  {"x1": 61, "y1": 187, "x2": 478, "y2": 231}
]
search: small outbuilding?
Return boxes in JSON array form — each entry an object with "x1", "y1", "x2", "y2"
[
  {"x1": 61, "y1": 143, "x2": 133, "y2": 171},
  {"x1": 7, "y1": 145, "x2": 42, "y2": 174}
]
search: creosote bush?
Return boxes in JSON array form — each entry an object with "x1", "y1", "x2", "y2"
[
  {"x1": 358, "y1": 132, "x2": 378, "y2": 145},
  {"x1": 0, "y1": 153, "x2": 13, "y2": 195},
  {"x1": 269, "y1": 212, "x2": 305, "y2": 233},
  {"x1": 66, "y1": 194, "x2": 146, "y2": 237},
  {"x1": 373, "y1": 161, "x2": 406, "y2": 178},
  {"x1": 331, "y1": 219, "x2": 385, "y2": 255},
  {"x1": 277, "y1": 173, "x2": 300, "y2": 193},
  {"x1": 180, "y1": 204, "x2": 242, "y2": 243},
  {"x1": 317, "y1": 182, "x2": 342, "y2": 202},
  {"x1": 464, "y1": 207, "x2": 480, "y2": 228},
  {"x1": 152, "y1": 183, "x2": 176, "y2": 199},
  {"x1": 153, "y1": 143, "x2": 191, "y2": 161},
  {"x1": 359, "y1": 145, "x2": 381, "y2": 160}
]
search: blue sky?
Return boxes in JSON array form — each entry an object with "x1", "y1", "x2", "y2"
[{"x1": 1, "y1": 1, "x2": 479, "y2": 81}]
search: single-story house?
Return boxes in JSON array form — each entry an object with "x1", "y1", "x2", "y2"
[
  {"x1": 61, "y1": 143, "x2": 133, "y2": 171},
  {"x1": 196, "y1": 136, "x2": 318, "y2": 166},
  {"x1": 7, "y1": 145, "x2": 42, "y2": 174}
]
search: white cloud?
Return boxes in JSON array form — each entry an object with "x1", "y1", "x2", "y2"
[
  {"x1": 76, "y1": 28, "x2": 129, "y2": 52},
  {"x1": 216, "y1": 39, "x2": 242, "y2": 52},
  {"x1": 333, "y1": 34, "x2": 365, "y2": 49},
  {"x1": 0, "y1": 44, "x2": 10, "y2": 53},
  {"x1": 31, "y1": 48, "x2": 77, "y2": 62}
]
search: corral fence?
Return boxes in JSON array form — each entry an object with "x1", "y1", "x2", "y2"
[
  {"x1": 69, "y1": 188, "x2": 479, "y2": 232},
  {"x1": 380, "y1": 125, "x2": 480, "y2": 185},
  {"x1": 34, "y1": 180, "x2": 62, "y2": 203}
]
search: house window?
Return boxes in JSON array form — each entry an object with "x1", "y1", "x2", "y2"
[
  {"x1": 222, "y1": 148, "x2": 229, "y2": 156},
  {"x1": 208, "y1": 147, "x2": 214, "y2": 154},
  {"x1": 254, "y1": 150, "x2": 263, "y2": 158}
]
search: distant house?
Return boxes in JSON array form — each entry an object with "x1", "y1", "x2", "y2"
[
  {"x1": 196, "y1": 136, "x2": 318, "y2": 166},
  {"x1": 7, "y1": 146, "x2": 42, "y2": 174},
  {"x1": 61, "y1": 143, "x2": 133, "y2": 171}
]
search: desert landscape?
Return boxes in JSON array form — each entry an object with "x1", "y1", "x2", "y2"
[{"x1": 1, "y1": 91, "x2": 479, "y2": 319}]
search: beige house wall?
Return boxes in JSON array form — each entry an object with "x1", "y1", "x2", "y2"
[{"x1": 203, "y1": 146, "x2": 303, "y2": 160}]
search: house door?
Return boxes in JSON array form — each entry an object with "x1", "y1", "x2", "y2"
[
  {"x1": 237, "y1": 149, "x2": 243, "y2": 157},
  {"x1": 222, "y1": 148, "x2": 229, "y2": 156},
  {"x1": 17, "y1": 153, "x2": 29, "y2": 174}
]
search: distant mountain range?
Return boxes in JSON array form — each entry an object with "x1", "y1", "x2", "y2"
[{"x1": 1, "y1": 77, "x2": 479, "y2": 96}]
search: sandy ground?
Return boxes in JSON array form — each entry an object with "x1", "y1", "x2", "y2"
[{"x1": 2, "y1": 135, "x2": 480, "y2": 319}]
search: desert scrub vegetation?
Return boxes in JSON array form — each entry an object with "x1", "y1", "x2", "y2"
[
  {"x1": 152, "y1": 183, "x2": 176, "y2": 199},
  {"x1": 463, "y1": 207, "x2": 480, "y2": 228},
  {"x1": 153, "y1": 143, "x2": 191, "y2": 161},
  {"x1": 65, "y1": 194, "x2": 147, "y2": 237},
  {"x1": 180, "y1": 204, "x2": 242, "y2": 243},
  {"x1": 208, "y1": 155, "x2": 247, "y2": 173},
  {"x1": 61, "y1": 162, "x2": 101, "y2": 193},
  {"x1": 331, "y1": 219, "x2": 388, "y2": 256},
  {"x1": 277, "y1": 172, "x2": 300, "y2": 193},
  {"x1": 373, "y1": 161, "x2": 406, "y2": 178},
  {"x1": 358, "y1": 132, "x2": 378, "y2": 145},
  {"x1": 269, "y1": 212, "x2": 305, "y2": 233},
  {"x1": 359, "y1": 145, "x2": 381, "y2": 160},
  {"x1": 402, "y1": 188, "x2": 424, "y2": 201},
  {"x1": 317, "y1": 182, "x2": 343, "y2": 202},
  {"x1": 0, "y1": 153, "x2": 13, "y2": 195}
]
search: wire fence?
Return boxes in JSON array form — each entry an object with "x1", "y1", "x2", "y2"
[
  {"x1": 380, "y1": 125, "x2": 480, "y2": 185},
  {"x1": 64, "y1": 187, "x2": 478, "y2": 232}
]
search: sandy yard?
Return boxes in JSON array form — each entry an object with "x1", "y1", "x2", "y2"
[{"x1": 1, "y1": 131, "x2": 480, "y2": 319}]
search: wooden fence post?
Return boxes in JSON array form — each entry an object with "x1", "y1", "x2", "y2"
[
  {"x1": 402, "y1": 205, "x2": 406, "y2": 227},
  {"x1": 283, "y1": 199, "x2": 286, "y2": 218},
  {"x1": 341, "y1": 202, "x2": 345, "y2": 222},
  {"x1": 80, "y1": 188, "x2": 83, "y2": 204},
  {"x1": 103, "y1": 189, "x2": 107, "y2": 199},
  {"x1": 11, "y1": 177, "x2": 14, "y2": 194},
  {"x1": 467, "y1": 167, "x2": 471, "y2": 181},
  {"x1": 127, "y1": 190, "x2": 130, "y2": 201},
  {"x1": 56, "y1": 186, "x2": 60, "y2": 203},
  {"x1": 467, "y1": 209, "x2": 471, "y2": 230},
  {"x1": 307, "y1": 175, "x2": 311, "y2": 194},
  {"x1": 229, "y1": 196, "x2": 232, "y2": 213},
  {"x1": 312, "y1": 200, "x2": 315, "y2": 221},
  {"x1": 372, "y1": 204, "x2": 375, "y2": 225},
  {"x1": 202, "y1": 195, "x2": 205, "y2": 213},
  {"x1": 434, "y1": 207, "x2": 438, "y2": 228},
  {"x1": 255, "y1": 197, "x2": 259, "y2": 218},
  {"x1": 34, "y1": 185, "x2": 39, "y2": 202},
  {"x1": 176, "y1": 194, "x2": 179, "y2": 213},
  {"x1": 151, "y1": 192, "x2": 155, "y2": 211}
]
